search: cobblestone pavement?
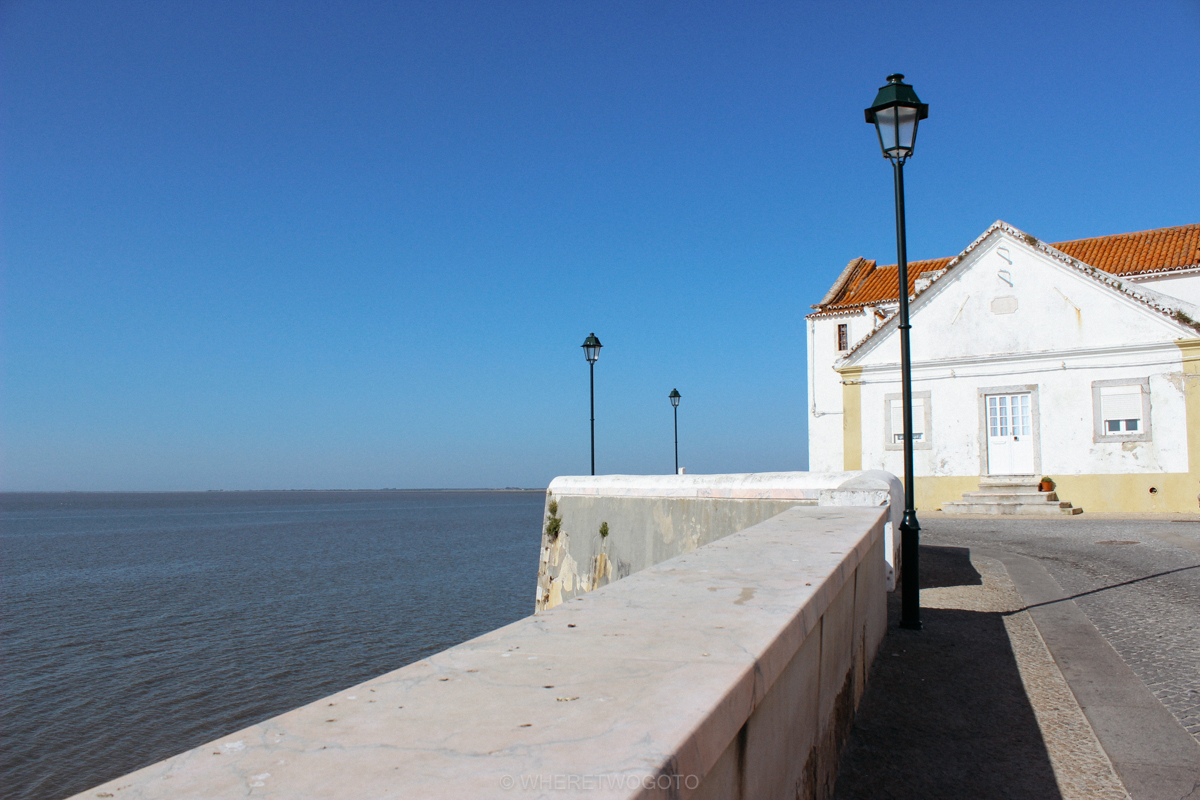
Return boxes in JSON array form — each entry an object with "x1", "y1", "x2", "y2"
[{"x1": 922, "y1": 516, "x2": 1200, "y2": 742}]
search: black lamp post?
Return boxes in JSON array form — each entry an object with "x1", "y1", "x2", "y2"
[
  {"x1": 581, "y1": 333, "x2": 603, "y2": 475},
  {"x1": 668, "y1": 388, "x2": 681, "y2": 474},
  {"x1": 865, "y1": 74, "x2": 928, "y2": 631}
]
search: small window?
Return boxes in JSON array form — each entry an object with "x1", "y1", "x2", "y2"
[
  {"x1": 1092, "y1": 379, "x2": 1150, "y2": 442},
  {"x1": 885, "y1": 391, "x2": 932, "y2": 450},
  {"x1": 1101, "y1": 386, "x2": 1141, "y2": 432},
  {"x1": 837, "y1": 323, "x2": 848, "y2": 351},
  {"x1": 890, "y1": 398, "x2": 925, "y2": 442}
]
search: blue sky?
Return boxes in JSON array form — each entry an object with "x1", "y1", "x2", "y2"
[{"x1": 2, "y1": 0, "x2": 1197, "y2": 490}]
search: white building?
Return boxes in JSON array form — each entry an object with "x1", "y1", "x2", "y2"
[{"x1": 807, "y1": 221, "x2": 1200, "y2": 513}]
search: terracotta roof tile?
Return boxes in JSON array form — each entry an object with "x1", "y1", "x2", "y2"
[
  {"x1": 1053, "y1": 224, "x2": 1200, "y2": 275},
  {"x1": 812, "y1": 224, "x2": 1200, "y2": 314}
]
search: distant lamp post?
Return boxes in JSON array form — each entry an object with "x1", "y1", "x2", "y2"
[
  {"x1": 582, "y1": 333, "x2": 603, "y2": 475},
  {"x1": 668, "y1": 389, "x2": 681, "y2": 474},
  {"x1": 866, "y1": 73, "x2": 928, "y2": 631}
]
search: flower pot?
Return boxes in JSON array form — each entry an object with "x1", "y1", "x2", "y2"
[{"x1": 1039, "y1": 481, "x2": 1053, "y2": 492}]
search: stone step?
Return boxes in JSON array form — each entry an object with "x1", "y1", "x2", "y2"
[
  {"x1": 944, "y1": 477, "x2": 1081, "y2": 515},
  {"x1": 978, "y1": 478, "x2": 1042, "y2": 489},
  {"x1": 961, "y1": 491, "x2": 1059, "y2": 502},
  {"x1": 980, "y1": 474, "x2": 1039, "y2": 482},
  {"x1": 941, "y1": 500, "x2": 1083, "y2": 516}
]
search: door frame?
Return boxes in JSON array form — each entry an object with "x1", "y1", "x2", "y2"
[{"x1": 978, "y1": 384, "x2": 1042, "y2": 476}]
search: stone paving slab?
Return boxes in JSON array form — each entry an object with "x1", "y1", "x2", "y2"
[
  {"x1": 929, "y1": 554, "x2": 1130, "y2": 800},
  {"x1": 833, "y1": 546, "x2": 1127, "y2": 800}
]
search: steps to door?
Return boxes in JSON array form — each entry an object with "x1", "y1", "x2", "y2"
[{"x1": 942, "y1": 476, "x2": 1083, "y2": 516}]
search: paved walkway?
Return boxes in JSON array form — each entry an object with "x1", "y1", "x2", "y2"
[{"x1": 833, "y1": 516, "x2": 1200, "y2": 800}]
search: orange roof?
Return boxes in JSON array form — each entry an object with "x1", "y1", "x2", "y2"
[
  {"x1": 1053, "y1": 224, "x2": 1200, "y2": 276},
  {"x1": 812, "y1": 223, "x2": 1200, "y2": 315}
]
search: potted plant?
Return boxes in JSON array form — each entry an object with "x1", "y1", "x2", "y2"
[{"x1": 1038, "y1": 476, "x2": 1054, "y2": 492}]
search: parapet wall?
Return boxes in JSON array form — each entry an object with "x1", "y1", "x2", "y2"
[
  {"x1": 537, "y1": 470, "x2": 901, "y2": 611},
  {"x1": 71, "y1": 504, "x2": 889, "y2": 800}
]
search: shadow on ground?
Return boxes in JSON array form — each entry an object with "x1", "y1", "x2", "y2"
[
  {"x1": 920, "y1": 545, "x2": 982, "y2": 588},
  {"x1": 832, "y1": 546, "x2": 1060, "y2": 800}
]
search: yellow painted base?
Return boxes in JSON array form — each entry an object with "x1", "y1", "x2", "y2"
[
  {"x1": 842, "y1": 340, "x2": 1200, "y2": 516},
  {"x1": 915, "y1": 477, "x2": 981, "y2": 512},
  {"x1": 1049, "y1": 473, "x2": 1198, "y2": 514},
  {"x1": 914, "y1": 474, "x2": 1200, "y2": 514}
]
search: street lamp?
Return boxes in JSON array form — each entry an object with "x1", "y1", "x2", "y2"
[
  {"x1": 668, "y1": 389, "x2": 681, "y2": 474},
  {"x1": 582, "y1": 333, "x2": 603, "y2": 475},
  {"x1": 866, "y1": 73, "x2": 928, "y2": 631}
]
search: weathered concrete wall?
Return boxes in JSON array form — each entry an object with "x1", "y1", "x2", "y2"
[
  {"x1": 70, "y1": 505, "x2": 888, "y2": 800},
  {"x1": 536, "y1": 471, "x2": 902, "y2": 611}
]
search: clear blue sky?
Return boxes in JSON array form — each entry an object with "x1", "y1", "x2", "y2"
[{"x1": 2, "y1": 0, "x2": 1197, "y2": 490}]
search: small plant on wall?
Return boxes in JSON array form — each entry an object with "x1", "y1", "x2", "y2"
[
  {"x1": 545, "y1": 498, "x2": 563, "y2": 541},
  {"x1": 599, "y1": 521, "x2": 609, "y2": 538}
]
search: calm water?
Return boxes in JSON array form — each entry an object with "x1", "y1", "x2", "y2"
[{"x1": 0, "y1": 491, "x2": 545, "y2": 800}]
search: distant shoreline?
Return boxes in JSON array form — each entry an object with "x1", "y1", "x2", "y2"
[{"x1": 0, "y1": 488, "x2": 547, "y2": 494}]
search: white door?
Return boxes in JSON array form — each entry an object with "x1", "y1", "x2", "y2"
[{"x1": 986, "y1": 393, "x2": 1034, "y2": 475}]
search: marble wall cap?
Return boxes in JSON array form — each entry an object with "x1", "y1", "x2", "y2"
[{"x1": 548, "y1": 470, "x2": 896, "y2": 500}]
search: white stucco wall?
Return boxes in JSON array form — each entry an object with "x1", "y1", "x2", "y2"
[
  {"x1": 838, "y1": 228, "x2": 1194, "y2": 479},
  {"x1": 807, "y1": 314, "x2": 855, "y2": 471},
  {"x1": 854, "y1": 354, "x2": 1187, "y2": 478},
  {"x1": 1135, "y1": 271, "x2": 1200, "y2": 307}
]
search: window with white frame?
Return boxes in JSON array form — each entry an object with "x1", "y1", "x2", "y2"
[
  {"x1": 884, "y1": 391, "x2": 932, "y2": 450},
  {"x1": 1092, "y1": 379, "x2": 1151, "y2": 442}
]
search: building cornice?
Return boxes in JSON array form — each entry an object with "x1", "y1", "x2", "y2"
[{"x1": 837, "y1": 340, "x2": 1186, "y2": 385}]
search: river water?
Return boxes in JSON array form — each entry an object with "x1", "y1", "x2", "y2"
[{"x1": 0, "y1": 490, "x2": 545, "y2": 800}]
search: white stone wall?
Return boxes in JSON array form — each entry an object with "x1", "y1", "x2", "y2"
[{"x1": 537, "y1": 471, "x2": 903, "y2": 605}]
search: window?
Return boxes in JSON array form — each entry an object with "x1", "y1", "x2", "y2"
[
  {"x1": 1101, "y1": 386, "x2": 1140, "y2": 432},
  {"x1": 891, "y1": 398, "x2": 925, "y2": 442},
  {"x1": 837, "y1": 323, "x2": 848, "y2": 351},
  {"x1": 884, "y1": 391, "x2": 932, "y2": 450},
  {"x1": 1092, "y1": 379, "x2": 1151, "y2": 443}
]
